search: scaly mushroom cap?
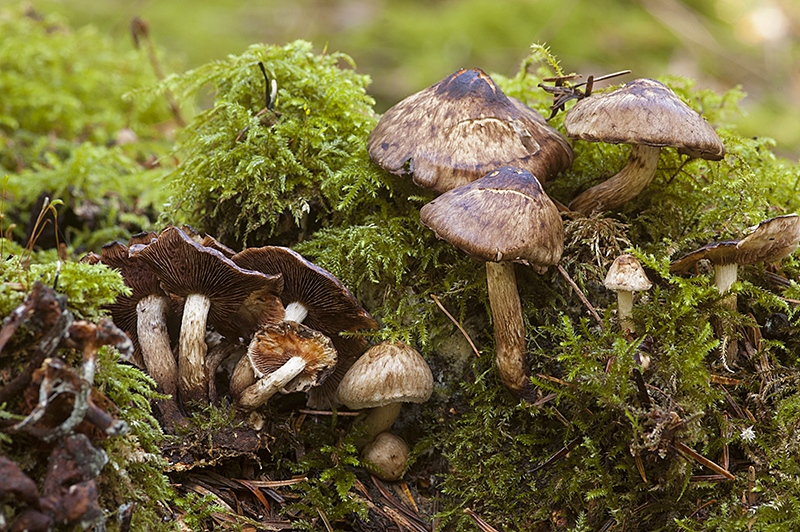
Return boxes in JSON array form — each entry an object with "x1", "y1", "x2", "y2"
[
  {"x1": 130, "y1": 226, "x2": 283, "y2": 341},
  {"x1": 233, "y1": 246, "x2": 377, "y2": 408},
  {"x1": 361, "y1": 432, "x2": 410, "y2": 482},
  {"x1": 605, "y1": 254, "x2": 653, "y2": 292},
  {"x1": 337, "y1": 340, "x2": 433, "y2": 410},
  {"x1": 248, "y1": 321, "x2": 338, "y2": 393},
  {"x1": 670, "y1": 214, "x2": 800, "y2": 274},
  {"x1": 419, "y1": 166, "x2": 563, "y2": 273},
  {"x1": 368, "y1": 67, "x2": 574, "y2": 193},
  {"x1": 564, "y1": 78, "x2": 725, "y2": 160}
]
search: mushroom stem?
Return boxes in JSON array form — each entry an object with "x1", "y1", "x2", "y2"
[
  {"x1": 715, "y1": 263, "x2": 738, "y2": 305},
  {"x1": 568, "y1": 144, "x2": 661, "y2": 215},
  {"x1": 136, "y1": 295, "x2": 182, "y2": 421},
  {"x1": 485, "y1": 261, "x2": 533, "y2": 398},
  {"x1": 616, "y1": 290, "x2": 635, "y2": 332},
  {"x1": 284, "y1": 301, "x2": 309, "y2": 323},
  {"x1": 237, "y1": 356, "x2": 307, "y2": 410},
  {"x1": 359, "y1": 402, "x2": 403, "y2": 446},
  {"x1": 178, "y1": 293, "x2": 211, "y2": 404}
]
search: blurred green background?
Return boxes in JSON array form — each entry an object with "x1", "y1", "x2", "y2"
[{"x1": 11, "y1": 0, "x2": 800, "y2": 158}]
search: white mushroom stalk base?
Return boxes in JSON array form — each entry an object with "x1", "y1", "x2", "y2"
[
  {"x1": 179, "y1": 293, "x2": 211, "y2": 404},
  {"x1": 137, "y1": 295, "x2": 182, "y2": 421},
  {"x1": 486, "y1": 261, "x2": 534, "y2": 398},
  {"x1": 238, "y1": 356, "x2": 308, "y2": 410},
  {"x1": 568, "y1": 144, "x2": 661, "y2": 215}
]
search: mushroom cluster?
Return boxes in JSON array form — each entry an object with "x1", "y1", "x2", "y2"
[{"x1": 86, "y1": 225, "x2": 380, "y2": 428}]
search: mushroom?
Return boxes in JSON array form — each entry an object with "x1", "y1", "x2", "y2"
[
  {"x1": 130, "y1": 226, "x2": 283, "y2": 404},
  {"x1": 230, "y1": 246, "x2": 377, "y2": 409},
  {"x1": 337, "y1": 340, "x2": 433, "y2": 446},
  {"x1": 368, "y1": 67, "x2": 574, "y2": 193},
  {"x1": 236, "y1": 321, "x2": 338, "y2": 410},
  {"x1": 81, "y1": 240, "x2": 183, "y2": 425},
  {"x1": 361, "y1": 432, "x2": 410, "y2": 482},
  {"x1": 564, "y1": 78, "x2": 726, "y2": 215},
  {"x1": 670, "y1": 214, "x2": 800, "y2": 364},
  {"x1": 604, "y1": 254, "x2": 652, "y2": 333},
  {"x1": 419, "y1": 166, "x2": 563, "y2": 399}
]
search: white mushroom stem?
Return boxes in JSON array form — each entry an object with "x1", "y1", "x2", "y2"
[
  {"x1": 230, "y1": 300, "x2": 310, "y2": 398},
  {"x1": 485, "y1": 261, "x2": 532, "y2": 397},
  {"x1": 284, "y1": 301, "x2": 309, "y2": 323},
  {"x1": 137, "y1": 295, "x2": 182, "y2": 420},
  {"x1": 715, "y1": 263, "x2": 738, "y2": 302},
  {"x1": 615, "y1": 290, "x2": 635, "y2": 333},
  {"x1": 360, "y1": 402, "x2": 403, "y2": 443},
  {"x1": 237, "y1": 356, "x2": 307, "y2": 410},
  {"x1": 568, "y1": 144, "x2": 661, "y2": 215},
  {"x1": 179, "y1": 293, "x2": 211, "y2": 404}
]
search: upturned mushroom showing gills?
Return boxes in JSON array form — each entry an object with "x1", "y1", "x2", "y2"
[
  {"x1": 231, "y1": 246, "x2": 377, "y2": 409},
  {"x1": 564, "y1": 78, "x2": 725, "y2": 215},
  {"x1": 604, "y1": 254, "x2": 652, "y2": 333},
  {"x1": 420, "y1": 166, "x2": 563, "y2": 399},
  {"x1": 130, "y1": 226, "x2": 283, "y2": 405},
  {"x1": 368, "y1": 67, "x2": 574, "y2": 194}
]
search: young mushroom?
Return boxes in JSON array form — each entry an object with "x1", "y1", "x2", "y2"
[
  {"x1": 564, "y1": 78, "x2": 726, "y2": 215},
  {"x1": 130, "y1": 226, "x2": 283, "y2": 405},
  {"x1": 361, "y1": 432, "x2": 410, "y2": 482},
  {"x1": 420, "y1": 166, "x2": 563, "y2": 399},
  {"x1": 604, "y1": 254, "x2": 652, "y2": 333},
  {"x1": 368, "y1": 67, "x2": 574, "y2": 193},
  {"x1": 337, "y1": 340, "x2": 433, "y2": 447}
]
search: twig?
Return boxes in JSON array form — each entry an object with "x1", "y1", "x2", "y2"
[
  {"x1": 431, "y1": 294, "x2": 481, "y2": 357},
  {"x1": 672, "y1": 441, "x2": 734, "y2": 480},
  {"x1": 557, "y1": 264, "x2": 605, "y2": 329},
  {"x1": 297, "y1": 409, "x2": 361, "y2": 417}
]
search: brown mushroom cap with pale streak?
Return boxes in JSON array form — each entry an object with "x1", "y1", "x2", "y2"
[
  {"x1": 368, "y1": 67, "x2": 574, "y2": 194},
  {"x1": 419, "y1": 166, "x2": 563, "y2": 274},
  {"x1": 564, "y1": 78, "x2": 726, "y2": 160},
  {"x1": 232, "y1": 246, "x2": 377, "y2": 408},
  {"x1": 337, "y1": 341, "x2": 433, "y2": 410},
  {"x1": 604, "y1": 254, "x2": 653, "y2": 292},
  {"x1": 670, "y1": 214, "x2": 800, "y2": 274}
]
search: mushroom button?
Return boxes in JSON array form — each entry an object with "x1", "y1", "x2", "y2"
[
  {"x1": 82, "y1": 240, "x2": 183, "y2": 426},
  {"x1": 230, "y1": 246, "x2": 377, "y2": 409},
  {"x1": 420, "y1": 166, "x2": 563, "y2": 399},
  {"x1": 130, "y1": 226, "x2": 283, "y2": 405},
  {"x1": 361, "y1": 432, "x2": 410, "y2": 482},
  {"x1": 604, "y1": 254, "x2": 652, "y2": 333},
  {"x1": 564, "y1": 78, "x2": 725, "y2": 215},
  {"x1": 368, "y1": 67, "x2": 574, "y2": 194},
  {"x1": 337, "y1": 340, "x2": 433, "y2": 447}
]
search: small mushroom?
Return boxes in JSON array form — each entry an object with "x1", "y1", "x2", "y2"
[
  {"x1": 564, "y1": 78, "x2": 726, "y2": 215},
  {"x1": 361, "y1": 432, "x2": 409, "y2": 482},
  {"x1": 236, "y1": 321, "x2": 337, "y2": 410},
  {"x1": 130, "y1": 226, "x2": 283, "y2": 404},
  {"x1": 420, "y1": 166, "x2": 563, "y2": 399},
  {"x1": 368, "y1": 67, "x2": 574, "y2": 193},
  {"x1": 337, "y1": 341, "x2": 433, "y2": 446},
  {"x1": 231, "y1": 246, "x2": 377, "y2": 408},
  {"x1": 604, "y1": 254, "x2": 652, "y2": 333}
]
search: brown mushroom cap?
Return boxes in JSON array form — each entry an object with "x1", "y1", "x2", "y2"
[
  {"x1": 337, "y1": 340, "x2": 433, "y2": 410},
  {"x1": 670, "y1": 214, "x2": 800, "y2": 274},
  {"x1": 361, "y1": 432, "x2": 409, "y2": 482},
  {"x1": 248, "y1": 321, "x2": 337, "y2": 394},
  {"x1": 564, "y1": 78, "x2": 725, "y2": 160},
  {"x1": 605, "y1": 254, "x2": 653, "y2": 292},
  {"x1": 419, "y1": 166, "x2": 563, "y2": 273},
  {"x1": 368, "y1": 67, "x2": 574, "y2": 194}
]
